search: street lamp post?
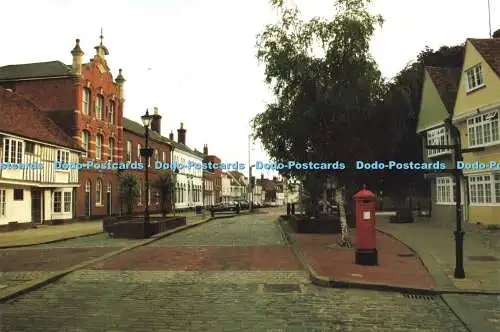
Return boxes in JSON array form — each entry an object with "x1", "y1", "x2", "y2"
[{"x1": 141, "y1": 109, "x2": 154, "y2": 237}]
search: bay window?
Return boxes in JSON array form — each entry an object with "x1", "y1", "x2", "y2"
[{"x1": 427, "y1": 127, "x2": 451, "y2": 157}]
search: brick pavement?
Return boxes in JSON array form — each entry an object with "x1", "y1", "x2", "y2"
[
  {"x1": 291, "y1": 231, "x2": 437, "y2": 289},
  {"x1": 0, "y1": 212, "x2": 470, "y2": 331}
]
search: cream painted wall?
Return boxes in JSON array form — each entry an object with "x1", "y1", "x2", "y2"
[{"x1": 0, "y1": 186, "x2": 31, "y2": 224}]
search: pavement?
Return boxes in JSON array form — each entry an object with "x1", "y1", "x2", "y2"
[
  {"x1": 279, "y1": 213, "x2": 500, "y2": 332},
  {"x1": 0, "y1": 221, "x2": 102, "y2": 248},
  {"x1": 0, "y1": 207, "x2": 469, "y2": 331}
]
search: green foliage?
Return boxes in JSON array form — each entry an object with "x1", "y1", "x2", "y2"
[{"x1": 119, "y1": 173, "x2": 140, "y2": 215}]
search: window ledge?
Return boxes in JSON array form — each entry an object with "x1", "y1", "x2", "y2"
[
  {"x1": 96, "y1": 203, "x2": 104, "y2": 207},
  {"x1": 435, "y1": 202, "x2": 461, "y2": 205},
  {"x1": 468, "y1": 141, "x2": 500, "y2": 149},
  {"x1": 469, "y1": 203, "x2": 500, "y2": 207},
  {"x1": 466, "y1": 84, "x2": 486, "y2": 95}
]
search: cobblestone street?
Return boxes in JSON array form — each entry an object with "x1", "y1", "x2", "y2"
[{"x1": 0, "y1": 212, "x2": 469, "y2": 331}]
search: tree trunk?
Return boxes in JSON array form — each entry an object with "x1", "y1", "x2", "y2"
[{"x1": 336, "y1": 186, "x2": 352, "y2": 247}]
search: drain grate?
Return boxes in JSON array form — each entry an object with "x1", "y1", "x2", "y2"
[
  {"x1": 263, "y1": 284, "x2": 301, "y2": 293},
  {"x1": 397, "y1": 253, "x2": 415, "y2": 257},
  {"x1": 468, "y1": 256, "x2": 497, "y2": 261},
  {"x1": 402, "y1": 293, "x2": 436, "y2": 301}
]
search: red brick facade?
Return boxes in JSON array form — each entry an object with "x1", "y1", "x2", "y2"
[
  {"x1": 204, "y1": 153, "x2": 222, "y2": 203},
  {"x1": 122, "y1": 124, "x2": 172, "y2": 215},
  {"x1": 0, "y1": 38, "x2": 124, "y2": 218}
]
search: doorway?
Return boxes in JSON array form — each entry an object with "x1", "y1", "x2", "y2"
[{"x1": 31, "y1": 189, "x2": 42, "y2": 223}]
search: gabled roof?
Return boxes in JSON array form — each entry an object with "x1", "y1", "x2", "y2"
[
  {"x1": 468, "y1": 38, "x2": 500, "y2": 77},
  {"x1": 226, "y1": 171, "x2": 245, "y2": 186},
  {"x1": 425, "y1": 66, "x2": 462, "y2": 114},
  {"x1": 0, "y1": 87, "x2": 82, "y2": 151},
  {"x1": 0, "y1": 61, "x2": 73, "y2": 81}
]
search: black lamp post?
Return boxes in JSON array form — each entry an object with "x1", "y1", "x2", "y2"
[{"x1": 141, "y1": 109, "x2": 154, "y2": 237}]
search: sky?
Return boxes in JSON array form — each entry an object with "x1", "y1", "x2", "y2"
[{"x1": 0, "y1": 0, "x2": 498, "y2": 179}]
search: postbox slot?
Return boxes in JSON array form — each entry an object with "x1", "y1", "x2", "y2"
[{"x1": 361, "y1": 200, "x2": 371, "y2": 204}]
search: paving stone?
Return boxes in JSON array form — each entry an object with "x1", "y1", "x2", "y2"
[{"x1": 1, "y1": 270, "x2": 467, "y2": 332}]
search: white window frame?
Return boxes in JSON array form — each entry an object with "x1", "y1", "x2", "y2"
[
  {"x1": 465, "y1": 64, "x2": 484, "y2": 92},
  {"x1": 127, "y1": 141, "x2": 132, "y2": 162},
  {"x1": 138, "y1": 182, "x2": 143, "y2": 206},
  {"x1": 3, "y1": 138, "x2": 23, "y2": 163},
  {"x1": 82, "y1": 88, "x2": 90, "y2": 115},
  {"x1": 56, "y1": 150, "x2": 70, "y2": 163},
  {"x1": 154, "y1": 191, "x2": 160, "y2": 206},
  {"x1": 0, "y1": 189, "x2": 6, "y2": 216},
  {"x1": 81, "y1": 131, "x2": 89, "y2": 158},
  {"x1": 154, "y1": 149, "x2": 158, "y2": 161},
  {"x1": 137, "y1": 144, "x2": 142, "y2": 162},
  {"x1": 95, "y1": 135, "x2": 103, "y2": 160},
  {"x1": 427, "y1": 127, "x2": 451, "y2": 157},
  {"x1": 96, "y1": 179, "x2": 103, "y2": 206},
  {"x1": 436, "y1": 177, "x2": 455, "y2": 204},
  {"x1": 108, "y1": 138, "x2": 114, "y2": 161},
  {"x1": 468, "y1": 174, "x2": 500, "y2": 205},
  {"x1": 95, "y1": 95, "x2": 104, "y2": 120},
  {"x1": 64, "y1": 191, "x2": 72, "y2": 213},
  {"x1": 467, "y1": 110, "x2": 499, "y2": 148},
  {"x1": 53, "y1": 191, "x2": 62, "y2": 213},
  {"x1": 162, "y1": 151, "x2": 166, "y2": 162},
  {"x1": 109, "y1": 101, "x2": 115, "y2": 124}
]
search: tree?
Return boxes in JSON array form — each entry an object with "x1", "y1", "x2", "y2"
[
  {"x1": 152, "y1": 170, "x2": 174, "y2": 217},
  {"x1": 119, "y1": 173, "x2": 140, "y2": 216},
  {"x1": 254, "y1": 0, "x2": 385, "y2": 244}
]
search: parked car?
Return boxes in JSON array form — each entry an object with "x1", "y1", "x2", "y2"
[
  {"x1": 211, "y1": 202, "x2": 237, "y2": 212},
  {"x1": 236, "y1": 200, "x2": 250, "y2": 209}
]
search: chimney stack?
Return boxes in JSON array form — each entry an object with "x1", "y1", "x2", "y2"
[
  {"x1": 261, "y1": 173, "x2": 264, "y2": 180},
  {"x1": 203, "y1": 144, "x2": 208, "y2": 155},
  {"x1": 169, "y1": 131, "x2": 174, "y2": 140},
  {"x1": 151, "y1": 107, "x2": 161, "y2": 134},
  {"x1": 71, "y1": 39, "x2": 84, "y2": 76},
  {"x1": 273, "y1": 176, "x2": 277, "y2": 182},
  {"x1": 177, "y1": 122, "x2": 186, "y2": 145}
]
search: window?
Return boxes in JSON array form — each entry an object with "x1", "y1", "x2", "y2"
[
  {"x1": 64, "y1": 192, "x2": 72, "y2": 212},
  {"x1": 147, "y1": 188, "x2": 151, "y2": 205},
  {"x1": 0, "y1": 190, "x2": 5, "y2": 216},
  {"x1": 162, "y1": 151, "x2": 166, "y2": 162},
  {"x1": 53, "y1": 192, "x2": 62, "y2": 212},
  {"x1": 81, "y1": 131, "x2": 89, "y2": 158},
  {"x1": 465, "y1": 64, "x2": 484, "y2": 91},
  {"x1": 137, "y1": 144, "x2": 142, "y2": 162},
  {"x1": 95, "y1": 135, "x2": 103, "y2": 160},
  {"x1": 13, "y1": 189, "x2": 23, "y2": 201},
  {"x1": 82, "y1": 88, "x2": 90, "y2": 115},
  {"x1": 96, "y1": 179, "x2": 102, "y2": 205},
  {"x1": 95, "y1": 95, "x2": 103, "y2": 120},
  {"x1": 426, "y1": 127, "x2": 451, "y2": 157},
  {"x1": 127, "y1": 141, "x2": 132, "y2": 162},
  {"x1": 109, "y1": 101, "x2": 115, "y2": 124},
  {"x1": 154, "y1": 149, "x2": 159, "y2": 161},
  {"x1": 57, "y1": 150, "x2": 70, "y2": 163},
  {"x1": 85, "y1": 180, "x2": 91, "y2": 192},
  {"x1": 108, "y1": 138, "x2": 114, "y2": 161},
  {"x1": 469, "y1": 175, "x2": 493, "y2": 204},
  {"x1": 3, "y1": 138, "x2": 23, "y2": 163},
  {"x1": 467, "y1": 111, "x2": 499, "y2": 147},
  {"x1": 436, "y1": 177, "x2": 455, "y2": 203},
  {"x1": 25, "y1": 142, "x2": 35, "y2": 154},
  {"x1": 154, "y1": 191, "x2": 160, "y2": 205}
]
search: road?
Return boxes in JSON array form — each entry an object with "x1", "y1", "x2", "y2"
[{"x1": 1, "y1": 209, "x2": 468, "y2": 331}]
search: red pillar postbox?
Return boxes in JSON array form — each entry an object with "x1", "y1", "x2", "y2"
[{"x1": 353, "y1": 185, "x2": 378, "y2": 265}]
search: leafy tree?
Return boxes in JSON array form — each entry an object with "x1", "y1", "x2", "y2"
[
  {"x1": 152, "y1": 170, "x2": 174, "y2": 217},
  {"x1": 119, "y1": 173, "x2": 140, "y2": 216},
  {"x1": 254, "y1": 0, "x2": 385, "y2": 242}
]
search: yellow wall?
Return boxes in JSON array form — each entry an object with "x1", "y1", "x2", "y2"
[
  {"x1": 453, "y1": 40, "x2": 500, "y2": 119},
  {"x1": 468, "y1": 206, "x2": 500, "y2": 225}
]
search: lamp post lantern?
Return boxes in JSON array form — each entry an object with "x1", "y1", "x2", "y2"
[{"x1": 141, "y1": 109, "x2": 154, "y2": 237}]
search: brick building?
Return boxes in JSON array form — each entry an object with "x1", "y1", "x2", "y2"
[
  {"x1": 0, "y1": 34, "x2": 125, "y2": 218},
  {"x1": 122, "y1": 109, "x2": 172, "y2": 215},
  {"x1": 203, "y1": 147, "x2": 222, "y2": 204}
]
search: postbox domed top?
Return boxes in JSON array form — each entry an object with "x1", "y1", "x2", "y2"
[{"x1": 353, "y1": 184, "x2": 376, "y2": 200}]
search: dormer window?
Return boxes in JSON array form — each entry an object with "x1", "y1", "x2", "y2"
[{"x1": 465, "y1": 64, "x2": 484, "y2": 92}]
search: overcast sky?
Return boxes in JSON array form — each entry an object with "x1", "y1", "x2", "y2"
[{"x1": 1, "y1": 0, "x2": 498, "y2": 178}]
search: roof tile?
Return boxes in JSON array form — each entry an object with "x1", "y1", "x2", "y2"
[
  {"x1": 469, "y1": 38, "x2": 500, "y2": 77},
  {"x1": 0, "y1": 61, "x2": 73, "y2": 81}
]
